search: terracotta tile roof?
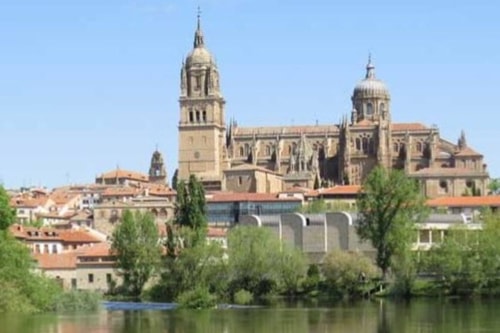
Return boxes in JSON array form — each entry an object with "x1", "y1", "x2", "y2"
[
  {"x1": 34, "y1": 252, "x2": 77, "y2": 270},
  {"x1": 10, "y1": 196, "x2": 50, "y2": 208},
  {"x1": 427, "y1": 196, "x2": 500, "y2": 207},
  {"x1": 391, "y1": 123, "x2": 428, "y2": 131},
  {"x1": 59, "y1": 229, "x2": 102, "y2": 243},
  {"x1": 455, "y1": 146, "x2": 482, "y2": 157},
  {"x1": 412, "y1": 167, "x2": 487, "y2": 177},
  {"x1": 207, "y1": 192, "x2": 302, "y2": 203},
  {"x1": 49, "y1": 191, "x2": 79, "y2": 205},
  {"x1": 102, "y1": 186, "x2": 139, "y2": 197},
  {"x1": 234, "y1": 125, "x2": 339, "y2": 136},
  {"x1": 98, "y1": 169, "x2": 149, "y2": 182},
  {"x1": 78, "y1": 242, "x2": 112, "y2": 257},
  {"x1": 318, "y1": 185, "x2": 362, "y2": 196},
  {"x1": 143, "y1": 184, "x2": 176, "y2": 197}
]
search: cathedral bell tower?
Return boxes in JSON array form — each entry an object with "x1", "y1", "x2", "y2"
[{"x1": 178, "y1": 12, "x2": 226, "y2": 191}]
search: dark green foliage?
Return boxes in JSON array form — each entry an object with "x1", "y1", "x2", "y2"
[
  {"x1": 111, "y1": 210, "x2": 161, "y2": 298},
  {"x1": 174, "y1": 175, "x2": 207, "y2": 246},
  {"x1": 0, "y1": 185, "x2": 16, "y2": 230},
  {"x1": 171, "y1": 169, "x2": 179, "y2": 190},
  {"x1": 356, "y1": 166, "x2": 428, "y2": 280},
  {"x1": 0, "y1": 231, "x2": 62, "y2": 313}
]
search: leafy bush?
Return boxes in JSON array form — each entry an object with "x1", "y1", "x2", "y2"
[
  {"x1": 176, "y1": 287, "x2": 217, "y2": 309},
  {"x1": 233, "y1": 289, "x2": 253, "y2": 305},
  {"x1": 54, "y1": 291, "x2": 101, "y2": 313},
  {"x1": 322, "y1": 250, "x2": 379, "y2": 297}
]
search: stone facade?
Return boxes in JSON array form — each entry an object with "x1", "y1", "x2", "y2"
[{"x1": 177, "y1": 19, "x2": 489, "y2": 197}]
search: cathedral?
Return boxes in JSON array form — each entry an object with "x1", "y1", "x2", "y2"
[{"x1": 177, "y1": 16, "x2": 489, "y2": 198}]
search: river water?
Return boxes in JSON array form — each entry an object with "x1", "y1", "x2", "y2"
[{"x1": 2, "y1": 298, "x2": 499, "y2": 333}]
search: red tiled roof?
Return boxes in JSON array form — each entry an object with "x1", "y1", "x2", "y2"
[
  {"x1": 318, "y1": 185, "x2": 362, "y2": 196},
  {"x1": 78, "y1": 242, "x2": 112, "y2": 257},
  {"x1": 102, "y1": 187, "x2": 139, "y2": 197},
  {"x1": 427, "y1": 196, "x2": 500, "y2": 208},
  {"x1": 98, "y1": 169, "x2": 149, "y2": 182},
  {"x1": 10, "y1": 196, "x2": 49, "y2": 208},
  {"x1": 207, "y1": 192, "x2": 301, "y2": 203},
  {"x1": 34, "y1": 252, "x2": 77, "y2": 270},
  {"x1": 59, "y1": 229, "x2": 102, "y2": 243}
]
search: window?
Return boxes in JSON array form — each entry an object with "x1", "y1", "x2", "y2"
[
  {"x1": 265, "y1": 145, "x2": 271, "y2": 156},
  {"x1": 189, "y1": 111, "x2": 194, "y2": 123},
  {"x1": 238, "y1": 176, "x2": 243, "y2": 186},
  {"x1": 419, "y1": 230, "x2": 430, "y2": 243},
  {"x1": 439, "y1": 180, "x2": 448, "y2": 193},
  {"x1": 466, "y1": 180, "x2": 474, "y2": 188},
  {"x1": 393, "y1": 142, "x2": 399, "y2": 153},
  {"x1": 244, "y1": 144, "x2": 250, "y2": 155},
  {"x1": 106, "y1": 273, "x2": 112, "y2": 284},
  {"x1": 202, "y1": 111, "x2": 207, "y2": 122},
  {"x1": 71, "y1": 278, "x2": 77, "y2": 289},
  {"x1": 366, "y1": 103, "x2": 373, "y2": 115},
  {"x1": 355, "y1": 138, "x2": 361, "y2": 151},
  {"x1": 380, "y1": 103, "x2": 385, "y2": 113},
  {"x1": 239, "y1": 146, "x2": 244, "y2": 157},
  {"x1": 52, "y1": 244, "x2": 57, "y2": 254},
  {"x1": 362, "y1": 137, "x2": 369, "y2": 153},
  {"x1": 195, "y1": 76, "x2": 201, "y2": 90},
  {"x1": 416, "y1": 141, "x2": 423, "y2": 153},
  {"x1": 88, "y1": 274, "x2": 94, "y2": 283},
  {"x1": 196, "y1": 111, "x2": 200, "y2": 122}
]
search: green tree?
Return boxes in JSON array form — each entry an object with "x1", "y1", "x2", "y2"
[
  {"x1": 488, "y1": 178, "x2": 500, "y2": 195},
  {"x1": 174, "y1": 175, "x2": 207, "y2": 246},
  {"x1": 171, "y1": 169, "x2": 179, "y2": 190},
  {"x1": 227, "y1": 226, "x2": 307, "y2": 297},
  {"x1": 0, "y1": 185, "x2": 16, "y2": 230},
  {"x1": 111, "y1": 210, "x2": 161, "y2": 298},
  {"x1": 322, "y1": 250, "x2": 379, "y2": 297},
  {"x1": 356, "y1": 166, "x2": 428, "y2": 280}
]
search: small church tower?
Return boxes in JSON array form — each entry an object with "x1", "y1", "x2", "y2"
[{"x1": 148, "y1": 149, "x2": 168, "y2": 185}]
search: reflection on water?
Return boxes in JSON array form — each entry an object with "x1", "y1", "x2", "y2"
[{"x1": 2, "y1": 298, "x2": 500, "y2": 333}]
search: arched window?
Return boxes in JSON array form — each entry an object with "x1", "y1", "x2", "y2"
[
  {"x1": 416, "y1": 141, "x2": 423, "y2": 153},
  {"x1": 202, "y1": 111, "x2": 207, "y2": 122},
  {"x1": 380, "y1": 103, "x2": 385, "y2": 113},
  {"x1": 362, "y1": 137, "x2": 369, "y2": 153},
  {"x1": 189, "y1": 111, "x2": 194, "y2": 123},
  {"x1": 366, "y1": 103, "x2": 373, "y2": 115},
  {"x1": 355, "y1": 138, "x2": 361, "y2": 151},
  {"x1": 195, "y1": 111, "x2": 200, "y2": 122}
]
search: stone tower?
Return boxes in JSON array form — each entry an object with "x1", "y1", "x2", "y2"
[
  {"x1": 352, "y1": 56, "x2": 392, "y2": 169},
  {"x1": 178, "y1": 13, "x2": 226, "y2": 191},
  {"x1": 148, "y1": 149, "x2": 168, "y2": 185}
]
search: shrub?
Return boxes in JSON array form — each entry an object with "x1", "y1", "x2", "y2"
[
  {"x1": 233, "y1": 289, "x2": 253, "y2": 305},
  {"x1": 54, "y1": 291, "x2": 101, "y2": 313},
  {"x1": 176, "y1": 287, "x2": 217, "y2": 309},
  {"x1": 322, "y1": 250, "x2": 379, "y2": 297}
]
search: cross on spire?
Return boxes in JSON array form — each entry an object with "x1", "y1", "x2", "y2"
[{"x1": 193, "y1": 6, "x2": 205, "y2": 48}]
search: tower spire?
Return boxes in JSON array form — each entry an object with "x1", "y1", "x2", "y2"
[
  {"x1": 366, "y1": 53, "x2": 375, "y2": 79},
  {"x1": 193, "y1": 6, "x2": 204, "y2": 48}
]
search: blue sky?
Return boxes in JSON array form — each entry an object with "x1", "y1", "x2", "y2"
[{"x1": 1, "y1": 0, "x2": 499, "y2": 188}]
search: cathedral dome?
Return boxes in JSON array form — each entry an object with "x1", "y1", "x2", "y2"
[
  {"x1": 185, "y1": 15, "x2": 214, "y2": 67},
  {"x1": 186, "y1": 46, "x2": 213, "y2": 66},
  {"x1": 353, "y1": 57, "x2": 390, "y2": 99}
]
